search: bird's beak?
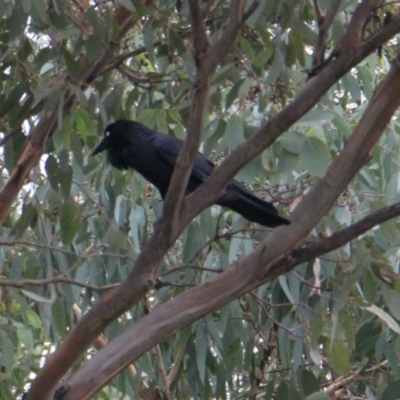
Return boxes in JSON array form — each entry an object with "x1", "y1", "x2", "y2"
[{"x1": 91, "y1": 138, "x2": 109, "y2": 156}]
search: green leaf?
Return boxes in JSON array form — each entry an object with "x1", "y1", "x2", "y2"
[
  {"x1": 76, "y1": 108, "x2": 97, "y2": 142},
  {"x1": 4, "y1": 129, "x2": 26, "y2": 173},
  {"x1": 339, "y1": 310, "x2": 355, "y2": 351},
  {"x1": 309, "y1": 311, "x2": 325, "y2": 344},
  {"x1": 382, "y1": 380, "x2": 400, "y2": 400},
  {"x1": 380, "y1": 218, "x2": 397, "y2": 240},
  {"x1": 144, "y1": 20, "x2": 155, "y2": 66},
  {"x1": 305, "y1": 392, "x2": 330, "y2": 400},
  {"x1": 253, "y1": 47, "x2": 273, "y2": 69},
  {"x1": 61, "y1": 46, "x2": 77, "y2": 78},
  {"x1": 265, "y1": 40, "x2": 285, "y2": 85},
  {"x1": 21, "y1": 290, "x2": 52, "y2": 303},
  {"x1": 12, "y1": 202, "x2": 35, "y2": 238},
  {"x1": 364, "y1": 304, "x2": 400, "y2": 334},
  {"x1": 342, "y1": 73, "x2": 361, "y2": 102},
  {"x1": 60, "y1": 200, "x2": 82, "y2": 244},
  {"x1": 301, "y1": 137, "x2": 330, "y2": 177},
  {"x1": 217, "y1": 115, "x2": 245, "y2": 155},
  {"x1": 357, "y1": 65, "x2": 374, "y2": 99},
  {"x1": 117, "y1": 0, "x2": 135, "y2": 11},
  {"x1": 276, "y1": 382, "x2": 289, "y2": 400},
  {"x1": 228, "y1": 236, "x2": 241, "y2": 263},
  {"x1": 381, "y1": 288, "x2": 400, "y2": 321},
  {"x1": 195, "y1": 324, "x2": 207, "y2": 384},
  {"x1": 299, "y1": 369, "x2": 320, "y2": 396},
  {"x1": 52, "y1": 298, "x2": 67, "y2": 336},
  {"x1": 137, "y1": 109, "x2": 159, "y2": 128},
  {"x1": 9, "y1": 5, "x2": 28, "y2": 41},
  {"x1": 169, "y1": 28, "x2": 187, "y2": 55},
  {"x1": 278, "y1": 275, "x2": 295, "y2": 303},
  {"x1": 0, "y1": 82, "x2": 28, "y2": 118},
  {"x1": 225, "y1": 78, "x2": 245, "y2": 110},
  {"x1": 285, "y1": 35, "x2": 297, "y2": 67},
  {"x1": 328, "y1": 339, "x2": 350, "y2": 375},
  {"x1": 13, "y1": 321, "x2": 33, "y2": 352},
  {"x1": 0, "y1": 335, "x2": 14, "y2": 373},
  {"x1": 279, "y1": 131, "x2": 304, "y2": 154},
  {"x1": 58, "y1": 149, "x2": 73, "y2": 200},
  {"x1": 297, "y1": 109, "x2": 333, "y2": 126},
  {"x1": 277, "y1": 149, "x2": 299, "y2": 172},
  {"x1": 45, "y1": 155, "x2": 60, "y2": 192},
  {"x1": 362, "y1": 269, "x2": 377, "y2": 302},
  {"x1": 21, "y1": 0, "x2": 32, "y2": 13},
  {"x1": 26, "y1": 310, "x2": 42, "y2": 329},
  {"x1": 239, "y1": 37, "x2": 254, "y2": 60}
]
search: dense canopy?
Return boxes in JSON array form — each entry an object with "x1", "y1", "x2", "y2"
[{"x1": 1, "y1": 1, "x2": 400, "y2": 399}]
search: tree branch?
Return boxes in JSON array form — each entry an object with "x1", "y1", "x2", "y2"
[
  {"x1": 242, "y1": 1, "x2": 260, "y2": 22},
  {"x1": 289, "y1": 201, "x2": 400, "y2": 269},
  {"x1": 0, "y1": 276, "x2": 119, "y2": 292},
  {"x1": 312, "y1": 0, "x2": 342, "y2": 67},
  {"x1": 0, "y1": 240, "x2": 130, "y2": 260},
  {"x1": 162, "y1": 0, "x2": 212, "y2": 233},
  {"x1": 154, "y1": 344, "x2": 170, "y2": 396},
  {"x1": 167, "y1": 339, "x2": 188, "y2": 385}
]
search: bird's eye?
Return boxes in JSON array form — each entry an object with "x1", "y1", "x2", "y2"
[{"x1": 105, "y1": 131, "x2": 110, "y2": 137}]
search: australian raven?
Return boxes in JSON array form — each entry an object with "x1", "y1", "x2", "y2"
[{"x1": 92, "y1": 119, "x2": 290, "y2": 228}]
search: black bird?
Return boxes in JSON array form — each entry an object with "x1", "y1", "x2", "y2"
[{"x1": 92, "y1": 120, "x2": 290, "y2": 228}]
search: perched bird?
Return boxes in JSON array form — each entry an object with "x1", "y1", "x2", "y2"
[{"x1": 92, "y1": 119, "x2": 290, "y2": 228}]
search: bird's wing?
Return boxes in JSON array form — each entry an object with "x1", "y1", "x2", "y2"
[{"x1": 151, "y1": 135, "x2": 215, "y2": 183}]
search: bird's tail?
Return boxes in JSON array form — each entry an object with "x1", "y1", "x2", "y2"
[{"x1": 218, "y1": 185, "x2": 290, "y2": 228}]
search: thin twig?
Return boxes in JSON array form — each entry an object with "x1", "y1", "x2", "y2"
[
  {"x1": 155, "y1": 279, "x2": 196, "y2": 288},
  {"x1": 0, "y1": 276, "x2": 119, "y2": 292},
  {"x1": 242, "y1": 0, "x2": 260, "y2": 22},
  {"x1": 250, "y1": 291, "x2": 316, "y2": 314},
  {"x1": 186, "y1": 226, "x2": 270, "y2": 265},
  {"x1": 167, "y1": 339, "x2": 188, "y2": 385},
  {"x1": 0, "y1": 126, "x2": 24, "y2": 147},
  {"x1": 159, "y1": 264, "x2": 223, "y2": 277},
  {"x1": 154, "y1": 344, "x2": 170, "y2": 395},
  {"x1": 324, "y1": 364, "x2": 368, "y2": 395},
  {"x1": 0, "y1": 239, "x2": 132, "y2": 261}
]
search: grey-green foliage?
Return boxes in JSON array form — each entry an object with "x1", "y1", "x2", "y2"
[{"x1": 1, "y1": 0, "x2": 400, "y2": 399}]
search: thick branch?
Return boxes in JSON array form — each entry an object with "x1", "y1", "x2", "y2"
[
  {"x1": 189, "y1": 0, "x2": 209, "y2": 56},
  {"x1": 162, "y1": 0, "x2": 212, "y2": 232}
]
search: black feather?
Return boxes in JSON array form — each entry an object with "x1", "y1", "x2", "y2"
[{"x1": 92, "y1": 119, "x2": 290, "y2": 228}]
